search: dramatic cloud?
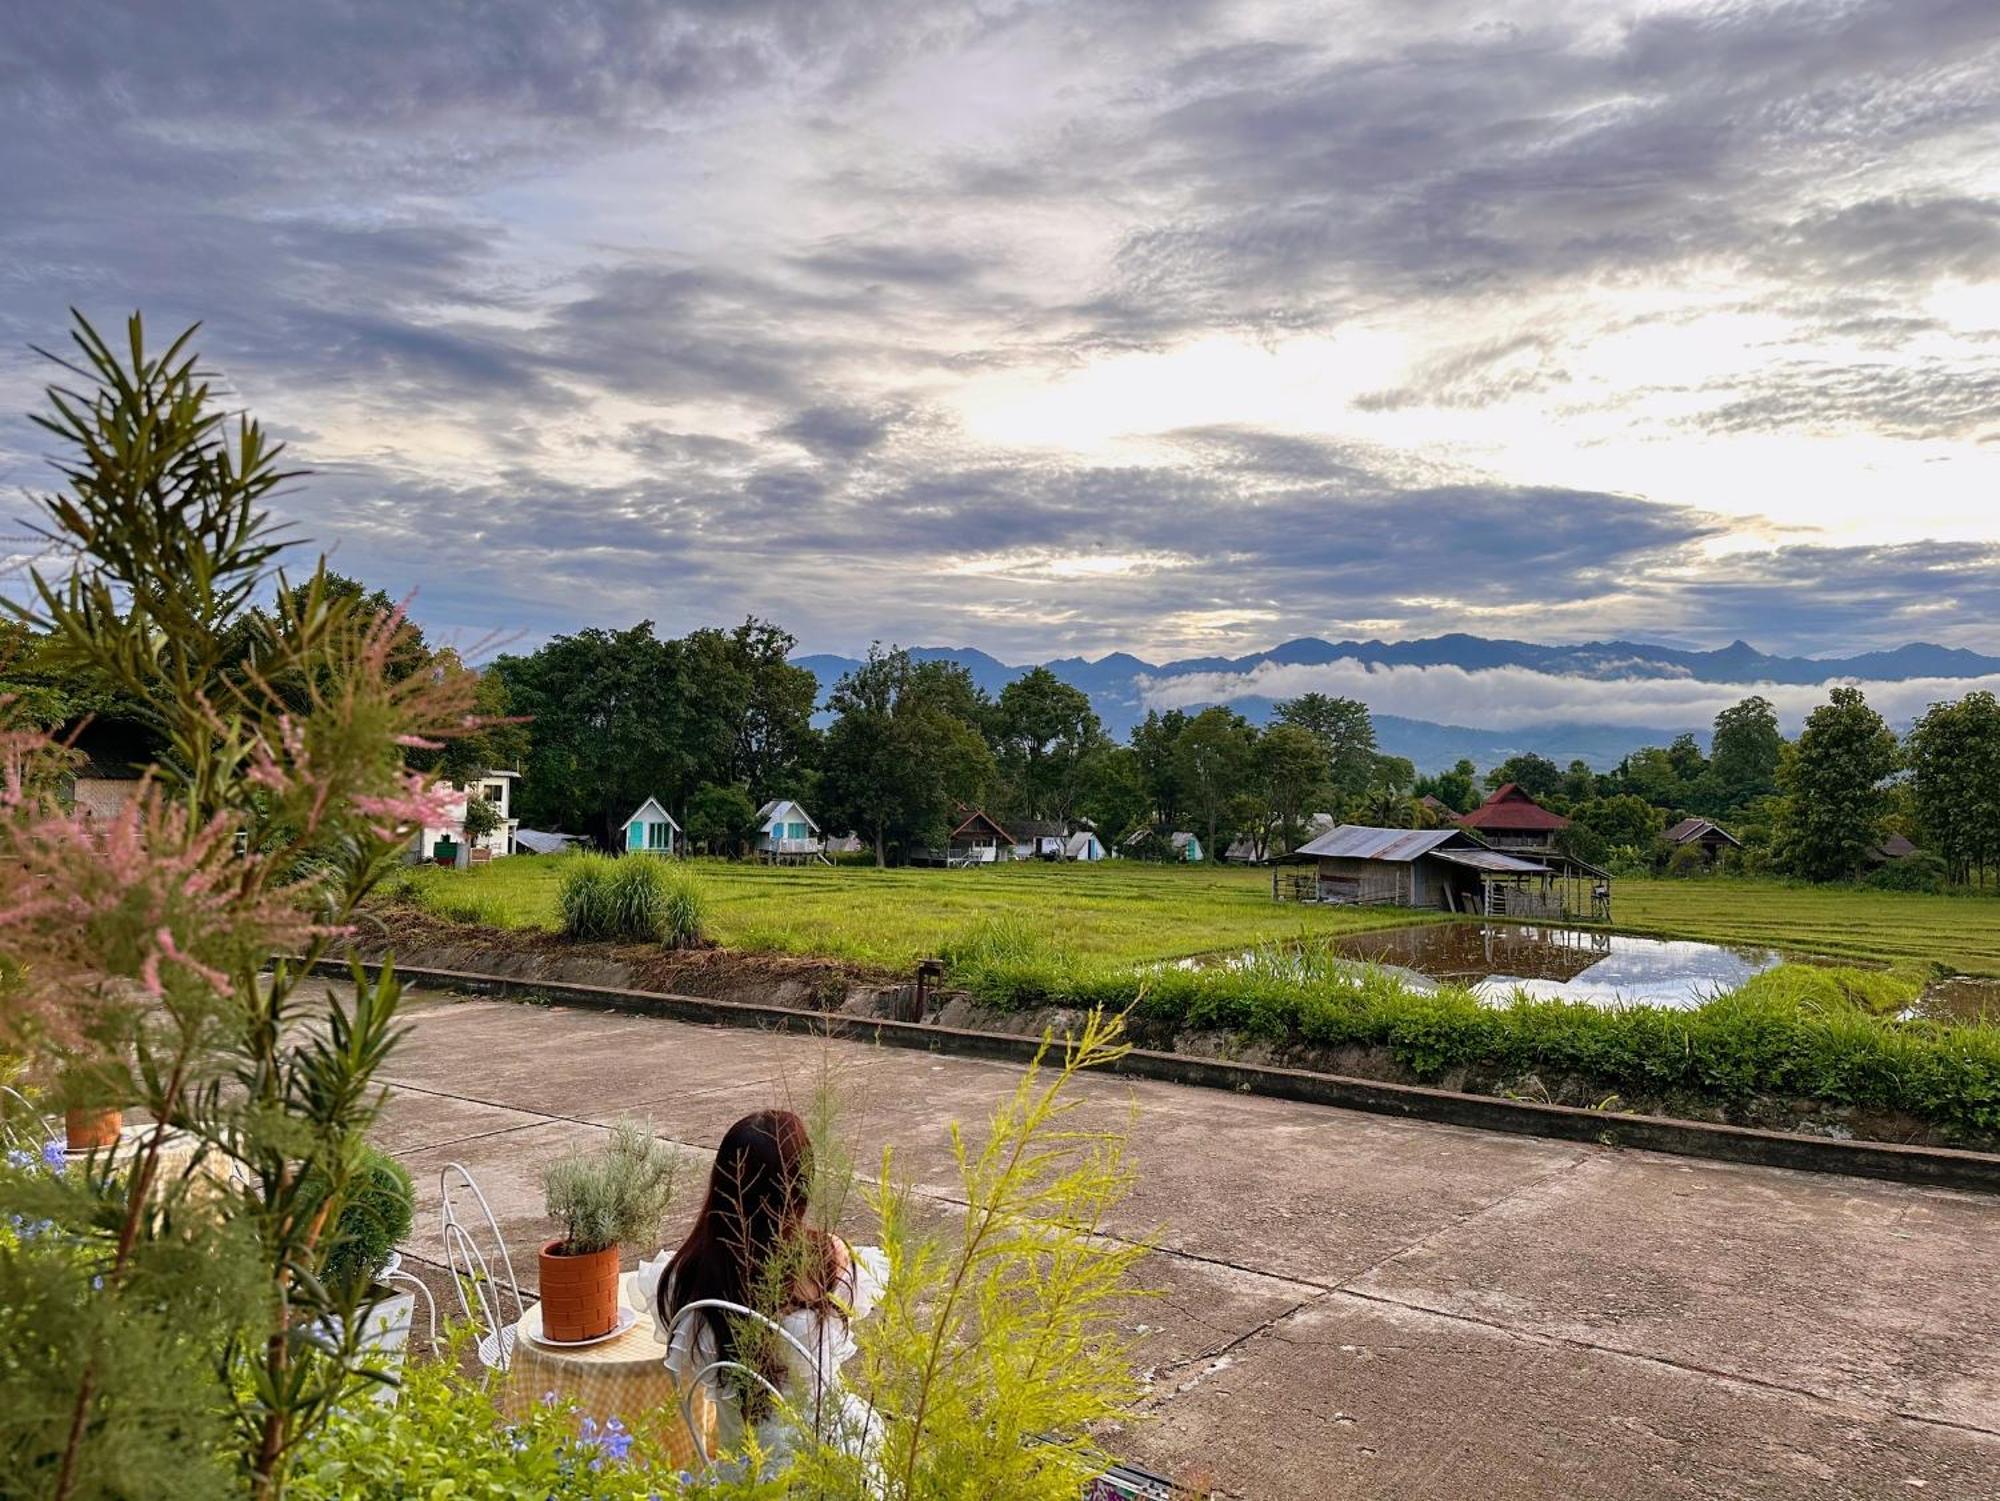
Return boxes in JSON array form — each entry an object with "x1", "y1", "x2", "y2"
[{"x1": 2, "y1": 0, "x2": 1997, "y2": 667}]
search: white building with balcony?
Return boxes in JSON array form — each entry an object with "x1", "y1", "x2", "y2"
[
  {"x1": 752, "y1": 799, "x2": 826, "y2": 864},
  {"x1": 415, "y1": 770, "x2": 520, "y2": 865}
]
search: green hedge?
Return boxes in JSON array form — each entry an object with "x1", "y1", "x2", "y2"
[{"x1": 952, "y1": 953, "x2": 2000, "y2": 1140}]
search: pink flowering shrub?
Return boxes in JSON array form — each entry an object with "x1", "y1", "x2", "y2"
[{"x1": 0, "y1": 313, "x2": 481, "y2": 1500}]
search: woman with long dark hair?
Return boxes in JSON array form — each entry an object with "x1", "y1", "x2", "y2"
[{"x1": 635, "y1": 1109, "x2": 885, "y2": 1462}]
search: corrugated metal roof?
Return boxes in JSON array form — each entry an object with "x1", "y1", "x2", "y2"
[
  {"x1": 1293, "y1": 825, "x2": 1466, "y2": 861},
  {"x1": 1430, "y1": 848, "x2": 1551, "y2": 874}
]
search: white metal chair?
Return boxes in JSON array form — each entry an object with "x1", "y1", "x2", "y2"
[
  {"x1": 663, "y1": 1297, "x2": 839, "y2": 1473},
  {"x1": 438, "y1": 1161, "x2": 525, "y2": 1371},
  {"x1": 378, "y1": 1250, "x2": 439, "y2": 1348}
]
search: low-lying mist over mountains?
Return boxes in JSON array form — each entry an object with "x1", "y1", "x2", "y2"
[{"x1": 795, "y1": 635, "x2": 2000, "y2": 772}]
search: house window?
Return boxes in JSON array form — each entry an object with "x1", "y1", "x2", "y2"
[{"x1": 647, "y1": 821, "x2": 672, "y2": 850}]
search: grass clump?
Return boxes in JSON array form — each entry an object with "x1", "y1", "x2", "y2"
[{"x1": 557, "y1": 854, "x2": 708, "y2": 946}]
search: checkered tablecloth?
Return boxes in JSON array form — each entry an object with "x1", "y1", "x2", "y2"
[{"x1": 496, "y1": 1273, "x2": 715, "y2": 1469}]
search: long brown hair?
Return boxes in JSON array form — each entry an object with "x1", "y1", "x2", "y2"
[{"x1": 658, "y1": 1109, "x2": 839, "y2": 1405}]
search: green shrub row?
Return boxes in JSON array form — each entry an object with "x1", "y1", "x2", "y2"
[
  {"x1": 952, "y1": 949, "x2": 2000, "y2": 1140},
  {"x1": 557, "y1": 854, "x2": 708, "y2": 947}
]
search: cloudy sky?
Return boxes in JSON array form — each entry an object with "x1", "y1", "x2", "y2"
[{"x1": 2, "y1": 0, "x2": 1998, "y2": 668}]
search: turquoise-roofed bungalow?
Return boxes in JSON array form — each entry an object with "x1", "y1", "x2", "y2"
[{"x1": 620, "y1": 797, "x2": 682, "y2": 856}]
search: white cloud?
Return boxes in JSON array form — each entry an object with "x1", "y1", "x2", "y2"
[{"x1": 1137, "y1": 659, "x2": 2000, "y2": 733}]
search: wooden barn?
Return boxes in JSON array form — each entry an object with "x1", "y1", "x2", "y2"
[
  {"x1": 1455, "y1": 783, "x2": 1569, "y2": 852},
  {"x1": 1664, "y1": 817, "x2": 1741, "y2": 863},
  {"x1": 1287, "y1": 825, "x2": 1555, "y2": 913}
]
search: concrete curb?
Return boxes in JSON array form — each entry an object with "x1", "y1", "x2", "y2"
[{"x1": 307, "y1": 956, "x2": 2000, "y2": 1195}]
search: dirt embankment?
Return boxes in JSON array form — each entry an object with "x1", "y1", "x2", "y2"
[
  {"x1": 348, "y1": 907, "x2": 901, "y2": 1013},
  {"x1": 351, "y1": 910, "x2": 1988, "y2": 1153}
]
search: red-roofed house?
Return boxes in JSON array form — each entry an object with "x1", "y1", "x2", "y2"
[{"x1": 1455, "y1": 783, "x2": 1569, "y2": 853}]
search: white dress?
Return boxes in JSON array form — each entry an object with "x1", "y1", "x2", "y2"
[{"x1": 633, "y1": 1241, "x2": 889, "y2": 1466}]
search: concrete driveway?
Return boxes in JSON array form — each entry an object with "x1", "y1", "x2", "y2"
[{"x1": 375, "y1": 986, "x2": 2000, "y2": 1500}]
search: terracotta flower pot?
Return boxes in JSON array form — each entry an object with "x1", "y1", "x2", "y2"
[
  {"x1": 539, "y1": 1240, "x2": 622, "y2": 1342},
  {"x1": 64, "y1": 1107, "x2": 122, "y2": 1152}
]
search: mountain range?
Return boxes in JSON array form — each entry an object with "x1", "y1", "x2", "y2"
[{"x1": 792, "y1": 635, "x2": 2000, "y2": 773}]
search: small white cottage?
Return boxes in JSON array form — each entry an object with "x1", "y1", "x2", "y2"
[
  {"x1": 1064, "y1": 830, "x2": 1106, "y2": 862},
  {"x1": 620, "y1": 797, "x2": 682, "y2": 856},
  {"x1": 753, "y1": 799, "x2": 825, "y2": 864}
]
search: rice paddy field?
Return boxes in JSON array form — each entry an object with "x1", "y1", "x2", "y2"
[{"x1": 385, "y1": 857, "x2": 2000, "y2": 976}]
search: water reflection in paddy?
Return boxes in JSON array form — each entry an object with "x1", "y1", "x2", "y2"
[{"x1": 1330, "y1": 922, "x2": 1784, "y2": 1010}]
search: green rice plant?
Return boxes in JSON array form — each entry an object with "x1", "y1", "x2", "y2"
[{"x1": 946, "y1": 947, "x2": 2000, "y2": 1140}]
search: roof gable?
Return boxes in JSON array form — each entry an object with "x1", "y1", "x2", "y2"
[
  {"x1": 1665, "y1": 817, "x2": 1740, "y2": 846},
  {"x1": 950, "y1": 807, "x2": 1014, "y2": 843},
  {"x1": 755, "y1": 798, "x2": 818, "y2": 833},
  {"x1": 621, "y1": 796, "x2": 681, "y2": 831},
  {"x1": 1457, "y1": 783, "x2": 1569, "y2": 831}
]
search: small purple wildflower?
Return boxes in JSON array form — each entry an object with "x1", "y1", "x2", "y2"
[
  {"x1": 598, "y1": 1417, "x2": 633, "y2": 1464},
  {"x1": 41, "y1": 1140, "x2": 66, "y2": 1171},
  {"x1": 6, "y1": 1148, "x2": 34, "y2": 1172}
]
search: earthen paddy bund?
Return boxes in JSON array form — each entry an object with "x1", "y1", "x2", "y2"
[{"x1": 379, "y1": 983, "x2": 2000, "y2": 1500}]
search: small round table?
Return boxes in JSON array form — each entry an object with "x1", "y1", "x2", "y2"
[{"x1": 496, "y1": 1273, "x2": 714, "y2": 1469}]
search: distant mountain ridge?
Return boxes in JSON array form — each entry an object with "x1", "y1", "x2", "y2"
[{"x1": 792, "y1": 635, "x2": 2000, "y2": 772}]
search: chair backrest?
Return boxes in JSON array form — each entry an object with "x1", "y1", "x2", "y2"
[
  {"x1": 663, "y1": 1296, "x2": 828, "y2": 1471},
  {"x1": 438, "y1": 1161, "x2": 524, "y2": 1368}
]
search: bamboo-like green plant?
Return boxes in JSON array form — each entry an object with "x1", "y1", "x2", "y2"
[
  {"x1": 783, "y1": 1008, "x2": 1150, "y2": 1500},
  {"x1": 0, "y1": 312, "x2": 475, "y2": 1499}
]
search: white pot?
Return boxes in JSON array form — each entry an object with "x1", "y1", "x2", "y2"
[{"x1": 331, "y1": 1253, "x2": 418, "y2": 1405}]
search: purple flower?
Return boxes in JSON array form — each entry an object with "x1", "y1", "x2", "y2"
[
  {"x1": 599, "y1": 1417, "x2": 633, "y2": 1464},
  {"x1": 41, "y1": 1141, "x2": 65, "y2": 1171},
  {"x1": 5, "y1": 1148, "x2": 34, "y2": 1172}
]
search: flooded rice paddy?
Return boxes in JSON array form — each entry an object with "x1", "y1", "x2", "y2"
[{"x1": 1327, "y1": 922, "x2": 1785, "y2": 1010}]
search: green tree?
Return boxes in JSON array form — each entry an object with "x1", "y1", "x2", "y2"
[
  {"x1": 1360, "y1": 753, "x2": 1417, "y2": 826},
  {"x1": 1253, "y1": 722, "x2": 1328, "y2": 858},
  {"x1": 1665, "y1": 731, "x2": 1709, "y2": 788},
  {"x1": 1273, "y1": 693, "x2": 1377, "y2": 811},
  {"x1": 1074, "y1": 745, "x2": 1150, "y2": 844},
  {"x1": 1415, "y1": 757, "x2": 1479, "y2": 814},
  {"x1": 1905, "y1": 691, "x2": 2000, "y2": 886},
  {"x1": 684, "y1": 781, "x2": 759, "y2": 854},
  {"x1": 1558, "y1": 758, "x2": 1598, "y2": 804},
  {"x1": 1127, "y1": 709, "x2": 1190, "y2": 832},
  {"x1": 1483, "y1": 752, "x2": 1561, "y2": 798},
  {"x1": 820, "y1": 646, "x2": 996, "y2": 865},
  {"x1": 1774, "y1": 687, "x2": 1900, "y2": 882},
  {"x1": 491, "y1": 622, "x2": 685, "y2": 843},
  {"x1": 1574, "y1": 793, "x2": 1664, "y2": 851},
  {"x1": 1172, "y1": 706, "x2": 1254, "y2": 859},
  {"x1": 991, "y1": 667, "x2": 1103, "y2": 823},
  {"x1": 1706, "y1": 695, "x2": 1784, "y2": 813}
]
